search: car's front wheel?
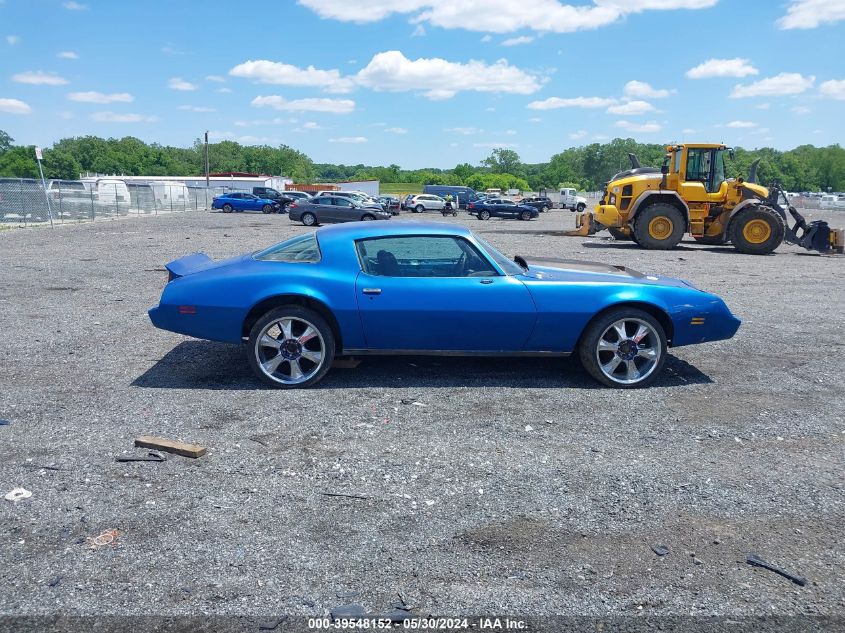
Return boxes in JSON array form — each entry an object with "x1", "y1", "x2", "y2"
[
  {"x1": 262, "y1": 204, "x2": 273, "y2": 214},
  {"x1": 361, "y1": 214, "x2": 375, "y2": 221},
  {"x1": 578, "y1": 308, "x2": 667, "y2": 388},
  {"x1": 247, "y1": 306, "x2": 335, "y2": 388},
  {"x1": 520, "y1": 210, "x2": 533, "y2": 221},
  {"x1": 301, "y1": 212, "x2": 317, "y2": 226}
]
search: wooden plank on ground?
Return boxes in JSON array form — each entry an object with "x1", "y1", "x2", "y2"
[{"x1": 134, "y1": 435, "x2": 207, "y2": 458}]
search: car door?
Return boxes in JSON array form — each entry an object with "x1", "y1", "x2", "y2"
[
  {"x1": 498, "y1": 200, "x2": 516, "y2": 217},
  {"x1": 353, "y1": 235, "x2": 537, "y2": 351},
  {"x1": 310, "y1": 197, "x2": 336, "y2": 222},
  {"x1": 332, "y1": 197, "x2": 358, "y2": 222}
]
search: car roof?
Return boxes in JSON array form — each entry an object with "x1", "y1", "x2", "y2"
[{"x1": 316, "y1": 220, "x2": 472, "y2": 243}]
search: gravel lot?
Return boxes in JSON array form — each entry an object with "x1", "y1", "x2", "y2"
[{"x1": 0, "y1": 207, "x2": 843, "y2": 628}]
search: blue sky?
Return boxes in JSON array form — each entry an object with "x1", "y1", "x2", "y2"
[{"x1": 1, "y1": 0, "x2": 844, "y2": 169}]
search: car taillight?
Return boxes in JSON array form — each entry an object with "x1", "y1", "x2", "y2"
[
  {"x1": 290, "y1": 203, "x2": 298, "y2": 209},
  {"x1": 467, "y1": 203, "x2": 475, "y2": 209}
]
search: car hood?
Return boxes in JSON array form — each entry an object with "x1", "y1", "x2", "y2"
[{"x1": 515, "y1": 257, "x2": 696, "y2": 290}]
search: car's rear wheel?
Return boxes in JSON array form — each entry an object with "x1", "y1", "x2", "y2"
[
  {"x1": 478, "y1": 209, "x2": 491, "y2": 220},
  {"x1": 262, "y1": 204, "x2": 273, "y2": 214},
  {"x1": 576, "y1": 203, "x2": 586, "y2": 212},
  {"x1": 541, "y1": 205, "x2": 549, "y2": 212},
  {"x1": 361, "y1": 214, "x2": 375, "y2": 221},
  {"x1": 415, "y1": 205, "x2": 425, "y2": 213},
  {"x1": 247, "y1": 306, "x2": 335, "y2": 389},
  {"x1": 222, "y1": 203, "x2": 233, "y2": 213},
  {"x1": 520, "y1": 210, "x2": 532, "y2": 221},
  {"x1": 578, "y1": 308, "x2": 667, "y2": 388},
  {"x1": 301, "y1": 212, "x2": 317, "y2": 226}
]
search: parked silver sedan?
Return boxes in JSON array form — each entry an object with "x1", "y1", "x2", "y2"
[{"x1": 288, "y1": 195, "x2": 392, "y2": 226}]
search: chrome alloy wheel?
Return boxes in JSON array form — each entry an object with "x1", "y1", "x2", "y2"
[
  {"x1": 595, "y1": 318, "x2": 661, "y2": 385},
  {"x1": 255, "y1": 317, "x2": 325, "y2": 385}
]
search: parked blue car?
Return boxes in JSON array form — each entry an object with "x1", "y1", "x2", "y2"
[
  {"x1": 212, "y1": 192, "x2": 281, "y2": 214},
  {"x1": 148, "y1": 222, "x2": 740, "y2": 389},
  {"x1": 467, "y1": 198, "x2": 539, "y2": 220}
]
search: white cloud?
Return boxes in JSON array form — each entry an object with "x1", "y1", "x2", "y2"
[
  {"x1": 480, "y1": 34, "x2": 492, "y2": 42},
  {"x1": 505, "y1": 129, "x2": 517, "y2": 135},
  {"x1": 682, "y1": 128, "x2": 697, "y2": 134},
  {"x1": 412, "y1": 24, "x2": 426, "y2": 36},
  {"x1": 385, "y1": 127, "x2": 408, "y2": 133},
  {"x1": 329, "y1": 136, "x2": 368, "y2": 143},
  {"x1": 63, "y1": 1, "x2": 88, "y2": 9},
  {"x1": 569, "y1": 130, "x2": 588, "y2": 140},
  {"x1": 615, "y1": 120, "x2": 661, "y2": 133},
  {"x1": 234, "y1": 117, "x2": 298, "y2": 126},
  {"x1": 59, "y1": 111, "x2": 74, "y2": 120},
  {"x1": 0, "y1": 97, "x2": 31, "y2": 114},
  {"x1": 607, "y1": 99, "x2": 654, "y2": 115},
  {"x1": 92, "y1": 111, "x2": 158, "y2": 123},
  {"x1": 726, "y1": 120, "x2": 757, "y2": 128},
  {"x1": 6, "y1": 35, "x2": 20, "y2": 46},
  {"x1": 301, "y1": 121, "x2": 322, "y2": 129},
  {"x1": 168, "y1": 77, "x2": 198, "y2": 91},
  {"x1": 754, "y1": 102, "x2": 770, "y2": 109},
  {"x1": 205, "y1": 75, "x2": 225, "y2": 82},
  {"x1": 216, "y1": 87, "x2": 232, "y2": 93},
  {"x1": 623, "y1": 80, "x2": 672, "y2": 98},
  {"x1": 473, "y1": 141, "x2": 519, "y2": 148},
  {"x1": 251, "y1": 95, "x2": 356, "y2": 113},
  {"x1": 791, "y1": 106, "x2": 811, "y2": 114},
  {"x1": 502, "y1": 35, "x2": 534, "y2": 46},
  {"x1": 777, "y1": 0, "x2": 845, "y2": 29},
  {"x1": 528, "y1": 116, "x2": 541, "y2": 122},
  {"x1": 229, "y1": 60, "x2": 352, "y2": 93},
  {"x1": 527, "y1": 96, "x2": 615, "y2": 109},
  {"x1": 57, "y1": 51, "x2": 79, "y2": 59},
  {"x1": 68, "y1": 91, "x2": 133, "y2": 103},
  {"x1": 160, "y1": 44, "x2": 189, "y2": 56},
  {"x1": 685, "y1": 58, "x2": 758, "y2": 79},
  {"x1": 819, "y1": 79, "x2": 845, "y2": 100},
  {"x1": 730, "y1": 72, "x2": 815, "y2": 98},
  {"x1": 178, "y1": 105, "x2": 216, "y2": 112},
  {"x1": 355, "y1": 51, "x2": 542, "y2": 99},
  {"x1": 444, "y1": 126, "x2": 483, "y2": 134},
  {"x1": 298, "y1": 0, "x2": 717, "y2": 34},
  {"x1": 12, "y1": 70, "x2": 69, "y2": 85}
]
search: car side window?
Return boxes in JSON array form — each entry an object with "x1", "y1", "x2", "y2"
[
  {"x1": 356, "y1": 236, "x2": 498, "y2": 278},
  {"x1": 314, "y1": 197, "x2": 330, "y2": 205}
]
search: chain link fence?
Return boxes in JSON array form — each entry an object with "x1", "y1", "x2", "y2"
[{"x1": 0, "y1": 178, "x2": 229, "y2": 226}]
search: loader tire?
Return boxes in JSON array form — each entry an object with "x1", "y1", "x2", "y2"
[
  {"x1": 633, "y1": 203, "x2": 685, "y2": 250},
  {"x1": 607, "y1": 227, "x2": 633, "y2": 241},
  {"x1": 729, "y1": 205, "x2": 784, "y2": 255}
]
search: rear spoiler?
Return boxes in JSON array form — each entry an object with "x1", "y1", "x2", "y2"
[{"x1": 165, "y1": 252, "x2": 214, "y2": 280}]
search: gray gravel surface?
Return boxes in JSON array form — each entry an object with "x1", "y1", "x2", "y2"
[{"x1": 0, "y1": 207, "x2": 843, "y2": 623}]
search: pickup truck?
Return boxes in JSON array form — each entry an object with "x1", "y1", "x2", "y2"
[
  {"x1": 252, "y1": 187, "x2": 295, "y2": 210},
  {"x1": 559, "y1": 187, "x2": 587, "y2": 212}
]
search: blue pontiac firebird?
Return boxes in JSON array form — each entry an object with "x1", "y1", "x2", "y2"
[{"x1": 148, "y1": 222, "x2": 740, "y2": 388}]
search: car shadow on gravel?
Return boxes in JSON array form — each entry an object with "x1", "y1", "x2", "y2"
[{"x1": 133, "y1": 341, "x2": 712, "y2": 390}]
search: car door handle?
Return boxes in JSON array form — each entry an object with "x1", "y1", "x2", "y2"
[
  {"x1": 479, "y1": 279, "x2": 494, "y2": 285},
  {"x1": 362, "y1": 288, "x2": 382, "y2": 295}
]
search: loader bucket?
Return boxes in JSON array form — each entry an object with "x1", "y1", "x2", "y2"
[{"x1": 564, "y1": 211, "x2": 596, "y2": 237}]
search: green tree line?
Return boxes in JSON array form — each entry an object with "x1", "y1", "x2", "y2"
[{"x1": 1, "y1": 129, "x2": 842, "y2": 193}]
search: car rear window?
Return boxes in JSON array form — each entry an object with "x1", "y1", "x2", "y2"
[{"x1": 254, "y1": 233, "x2": 321, "y2": 263}]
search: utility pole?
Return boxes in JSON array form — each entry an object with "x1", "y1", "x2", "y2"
[
  {"x1": 35, "y1": 146, "x2": 54, "y2": 228},
  {"x1": 204, "y1": 131, "x2": 210, "y2": 188}
]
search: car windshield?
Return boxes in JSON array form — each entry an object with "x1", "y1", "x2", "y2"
[
  {"x1": 254, "y1": 232, "x2": 321, "y2": 262},
  {"x1": 474, "y1": 235, "x2": 524, "y2": 275}
]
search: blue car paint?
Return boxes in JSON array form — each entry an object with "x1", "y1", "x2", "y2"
[
  {"x1": 149, "y1": 221, "x2": 740, "y2": 354},
  {"x1": 211, "y1": 193, "x2": 277, "y2": 212}
]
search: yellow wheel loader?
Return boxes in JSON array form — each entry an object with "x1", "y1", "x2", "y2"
[{"x1": 569, "y1": 143, "x2": 843, "y2": 255}]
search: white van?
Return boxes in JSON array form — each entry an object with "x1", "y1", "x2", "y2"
[
  {"x1": 150, "y1": 181, "x2": 190, "y2": 209},
  {"x1": 559, "y1": 187, "x2": 587, "y2": 212},
  {"x1": 83, "y1": 178, "x2": 130, "y2": 205}
]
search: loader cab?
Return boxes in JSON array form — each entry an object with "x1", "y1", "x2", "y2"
[{"x1": 671, "y1": 144, "x2": 730, "y2": 203}]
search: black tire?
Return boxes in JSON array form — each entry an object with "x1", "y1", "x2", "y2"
[
  {"x1": 633, "y1": 203, "x2": 685, "y2": 250},
  {"x1": 361, "y1": 214, "x2": 375, "y2": 221},
  {"x1": 222, "y1": 203, "x2": 233, "y2": 213},
  {"x1": 607, "y1": 227, "x2": 633, "y2": 241},
  {"x1": 541, "y1": 205, "x2": 549, "y2": 213},
  {"x1": 578, "y1": 307, "x2": 668, "y2": 389},
  {"x1": 576, "y1": 203, "x2": 586, "y2": 213},
  {"x1": 301, "y1": 212, "x2": 317, "y2": 227},
  {"x1": 520, "y1": 210, "x2": 532, "y2": 221},
  {"x1": 415, "y1": 205, "x2": 425, "y2": 213},
  {"x1": 728, "y1": 205, "x2": 784, "y2": 255},
  {"x1": 262, "y1": 204, "x2": 273, "y2": 214},
  {"x1": 246, "y1": 306, "x2": 335, "y2": 389},
  {"x1": 478, "y1": 209, "x2": 491, "y2": 220}
]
